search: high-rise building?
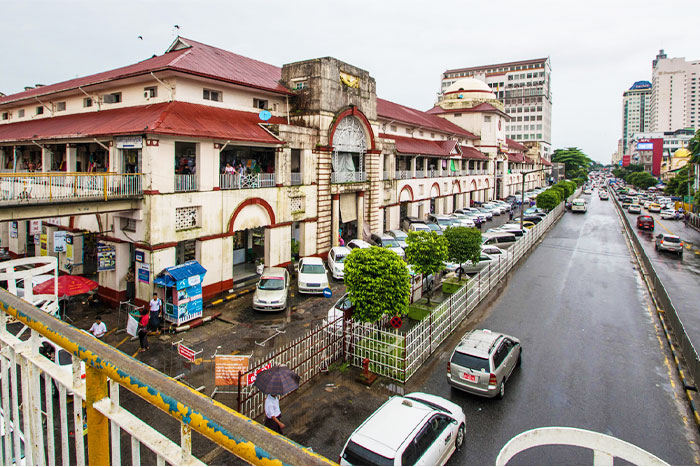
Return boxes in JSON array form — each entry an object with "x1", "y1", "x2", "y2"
[
  {"x1": 650, "y1": 50, "x2": 700, "y2": 132},
  {"x1": 440, "y1": 57, "x2": 552, "y2": 160},
  {"x1": 621, "y1": 81, "x2": 652, "y2": 151}
]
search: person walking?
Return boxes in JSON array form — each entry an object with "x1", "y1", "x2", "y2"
[
  {"x1": 138, "y1": 309, "x2": 150, "y2": 352},
  {"x1": 89, "y1": 316, "x2": 107, "y2": 339},
  {"x1": 149, "y1": 293, "x2": 163, "y2": 334},
  {"x1": 264, "y1": 394, "x2": 285, "y2": 434}
]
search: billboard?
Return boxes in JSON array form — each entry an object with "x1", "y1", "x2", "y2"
[
  {"x1": 622, "y1": 155, "x2": 631, "y2": 167},
  {"x1": 636, "y1": 142, "x2": 653, "y2": 151}
]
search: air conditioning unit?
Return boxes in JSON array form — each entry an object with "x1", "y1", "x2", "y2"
[{"x1": 144, "y1": 91, "x2": 150, "y2": 99}]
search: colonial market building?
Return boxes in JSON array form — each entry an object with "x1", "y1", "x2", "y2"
[{"x1": 0, "y1": 37, "x2": 548, "y2": 307}]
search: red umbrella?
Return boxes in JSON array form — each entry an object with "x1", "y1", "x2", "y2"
[{"x1": 33, "y1": 275, "x2": 98, "y2": 298}]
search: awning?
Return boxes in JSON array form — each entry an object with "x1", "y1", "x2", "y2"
[
  {"x1": 154, "y1": 260, "x2": 207, "y2": 288},
  {"x1": 0, "y1": 101, "x2": 285, "y2": 144},
  {"x1": 340, "y1": 193, "x2": 357, "y2": 223}
]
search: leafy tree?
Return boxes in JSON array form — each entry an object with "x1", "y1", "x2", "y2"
[
  {"x1": 688, "y1": 128, "x2": 700, "y2": 164},
  {"x1": 344, "y1": 247, "x2": 411, "y2": 323},
  {"x1": 627, "y1": 172, "x2": 657, "y2": 190},
  {"x1": 573, "y1": 177, "x2": 586, "y2": 187},
  {"x1": 443, "y1": 226, "x2": 482, "y2": 280},
  {"x1": 550, "y1": 184, "x2": 566, "y2": 201},
  {"x1": 536, "y1": 190, "x2": 560, "y2": 211},
  {"x1": 551, "y1": 147, "x2": 593, "y2": 179},
  {"x1": 666, "y1": 165, "x2": 693, "y2": 197},
  {"x1": 405, "y1": 231, "x2": 449, "y2": 304},
  {"x1": 554, "y1": 181, "x2": 575, "y2": 198}
]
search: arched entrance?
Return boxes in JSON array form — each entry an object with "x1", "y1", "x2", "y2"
[
  {"x1": 430, "y1": 183, "x2": 440, "y2": 214},
  {"x1": 228, "y1": 198, "x2": 275, "y2": 284}
]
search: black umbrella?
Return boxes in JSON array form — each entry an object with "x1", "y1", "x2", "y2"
[{"x1": 253, "y1": 366, "x2": 300, "y2": 396}]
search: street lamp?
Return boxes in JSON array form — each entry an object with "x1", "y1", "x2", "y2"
[{"x1": 519, "y1": 168, "x2": 549, "y2": 231}]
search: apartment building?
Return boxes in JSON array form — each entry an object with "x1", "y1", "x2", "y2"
[
  {"x1": 621, "y1": 81, "x2": 652, "y2": 151},
  {"x1": 440, "y1": 57, "x2": 552, "y2": 160},
  {"x1": 0, "y1": 37, "x2": 543, "y2": 308},
  {"x1": 650, "y1": 50, "x2": 700, "y2": 132}
]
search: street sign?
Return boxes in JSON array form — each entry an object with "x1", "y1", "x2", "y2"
[
  {"x1": 390, "y1": 316, "x2": 403, "y2": 329},
  {"x1": 323, "y1": 287, "x2": 332, "y2": 298},
  {"x1": 177, "y1": 344, "x2": 196, "y2": 362}
]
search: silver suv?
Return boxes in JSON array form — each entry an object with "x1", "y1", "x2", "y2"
[{"x1": 446, "y1": 329, "x2": 521, "y2": 399}]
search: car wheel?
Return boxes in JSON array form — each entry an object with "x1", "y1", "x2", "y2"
[
  {"x1": 497, "y1": 381, "x2": 505, "y2": 399},
  {"x1": 455, "y1": 423, "x2": 465, "y2": 450}
]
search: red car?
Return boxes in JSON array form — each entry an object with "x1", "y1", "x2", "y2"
[{"x1": 637, "y1": 215, "x2": 654, "y2": 231}]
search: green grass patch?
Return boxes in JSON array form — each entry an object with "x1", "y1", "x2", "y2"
[{"x1": 442, "y1": 276, "x2": 469, "y2": 294}]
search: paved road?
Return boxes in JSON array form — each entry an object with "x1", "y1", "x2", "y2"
[
  {"x1": 618, "y1": 196, "x2": 700, "y2": 356},
  {"x1": 408, "y1": 192, "x2": 700, "y2": 464}
]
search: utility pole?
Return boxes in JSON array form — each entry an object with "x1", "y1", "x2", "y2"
[{"x1": 520, "y1": 168, "x2": 549, "y2": 231}]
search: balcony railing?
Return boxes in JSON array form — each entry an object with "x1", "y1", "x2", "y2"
[
  {"x1": 174, "y1": 173, "x2": 197, "y2": 192},
  {"x1": 0, "y1": 172, "x2": 142, "y2": 204},
  {"x1": 219, "y1": 173, "x2": 276, "y2": 190},
  {"x1": 331, "y1": 171, "x2": 367, "y2": 183},
  {"x1": 291, "y1": 172, "x2": 302, "y2": 185},
  {"x1": 382, "y1": 171, "x2": 391, "y2": 180},
  {"x1": 395, "y1": 170, "x2": 411, "y2": 180}
]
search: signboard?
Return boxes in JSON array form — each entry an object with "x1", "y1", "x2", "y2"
[
  {"x1": 247, "y1": 363, "x2": 272, "y2": 386},
  {"x1": 138, "y1": 263, "x2": 150, "y2": 283},
  {"x1": 29, "y1": 220, "x2": 41, "y2": 235},
  {"x1": 9, "y1": 222, "x2": 18, "y2": 239},
  {"x1": 215, "y1": 355, "x2": 250, "y2": 386},
  {"x1": 33, "y1": 234, "x2": 40, "y2": 245},
  {"x1": 135, "y1": 250, "x2": 145, "y2": 263},
  {"x1": 66, "y1": 235, "x2": 73, "y2": 261},
  {"x1": 177, "y1": 343, "x2": 197, "y2": 362},
  {"x1": 622, "y1": 155, "x2": 631, "y2": 167},
  {"x1": 40, "y1": 234, "x2": 47, "y2": 256},
  {"x1": 53, "y1": 231, "x2": 67, "y2": 253},
  {"x1": 187, "y1": 275, "x2": 201, "y2": 287},
  {"x1": 115, "y1": 135, "x2": 143, "y2": 149},
  {"x1": 637, "y1": 142, "x2": 653, "y2": 151},
  {"x1": 97, "y1": 243, "x2": 116, "y2": 272}
]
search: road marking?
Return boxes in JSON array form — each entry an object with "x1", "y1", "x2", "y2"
[
  {"x1": 656, "y1": 218, "x2": 674, "y2": 235},
  {"x1": 212, "y1": 299, "x2": 224, "y2": 305},
  {"x1": 115, "y1": 336, "x2": 129, "y2": 348},
  {"x1": 132, "y1": 350, "x2": 140, "y2": 358},
  {"x1": 104, "y1": 328, "x2": 117, "y2": 338}
]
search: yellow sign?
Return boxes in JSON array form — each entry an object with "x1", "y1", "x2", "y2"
[
  {"x1": 340, "y1": 71, "x2": 360, "y2": 88},
  {"x1": 40, "y1": 234, "x2": 47, "y2": 256}
]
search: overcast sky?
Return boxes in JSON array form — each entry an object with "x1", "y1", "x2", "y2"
[{"x1": 1, "y1": 0, "x2": 698, "y2": 163}]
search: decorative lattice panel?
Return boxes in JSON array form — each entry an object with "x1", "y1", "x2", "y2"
[
  {"x1": 290, "y1": 197, "x2": 303, "y2": 213},
  {"x1": 175, "y1": 206, "x2": 199, "y2": 231}
]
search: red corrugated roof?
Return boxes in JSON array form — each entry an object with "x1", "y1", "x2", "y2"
[
  {"x1": 0, "y1": 102, "x2": 285, "y2": 144},
  {"x1": 506, "y1": 138, "x2": 526, "y2": 151},
  {"x1": 0, "y1": 37, "x2": 289, "y2": 105},
  {"x1": 380, "y1": 133, "x2": 460, "y2": 157},
  {"x1": 540, "y1": 158, "x2": 552, "y2": 166},
  {"x1": 507, "y1": 153, "x2": 526, "y2": 163},
  {"x1": 377, "y1": 98, "x2": 477, "y2": 139},
  {"x1": 460, "y1": 145, "x2": 488, "y2": 160}
]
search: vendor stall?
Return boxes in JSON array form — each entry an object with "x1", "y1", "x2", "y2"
[{"x1": 153, "y1": 260, "x2": 206, "y2": 326}]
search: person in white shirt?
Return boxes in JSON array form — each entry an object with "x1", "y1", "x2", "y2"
[
  {"x1": 89, "y1": 316, "x2": 107, "y2": 339},
  {"x1": 264, "y1": 394, "x2": 285, "y2": 434}
]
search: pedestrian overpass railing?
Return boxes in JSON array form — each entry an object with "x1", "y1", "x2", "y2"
[
  {"x1": 0, "y1": 286, "x2": 332, "y2": 466},
  {"x1": 0, "y1": 172, "x2": 142, "y2": 205},
  {"x1": 496, "y1": 427, "x2": 667, "y2": 465}
]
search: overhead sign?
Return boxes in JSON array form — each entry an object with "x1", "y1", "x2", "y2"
[
  {"x1": 215, "y1": 355, "x2": 250, "y2": 386},
  {"x1": 115, "y1": 136, "x2": 143, "y2": 149},
  {"x1": 177, "y1": 343, "x2": 197, "y2": 362}
]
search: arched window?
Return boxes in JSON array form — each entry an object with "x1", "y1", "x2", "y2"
[{"x1": 332, "y1": 116, "x2": 367, "y2": 183}]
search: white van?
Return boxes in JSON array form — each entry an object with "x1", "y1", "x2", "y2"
[
  {"x1": 481, "y1": 232, "x2": 517, "y2": 249},
  {"x1": 571, "y1": 198, "x2": 587, "y2": 213}
]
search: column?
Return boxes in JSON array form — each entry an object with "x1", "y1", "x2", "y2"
[
  {"x1": 0, "y1": 223, "x2": 8, "y2": 252},
  {"x1": 276, "y1": 147, "x2": 290, "y2": 187},
  {"x1": 357, "y1": 192, "x2": 365, "y2": 239},
  {"x1": 302, "y1": 149, "x2": 314, "y2": 185},
  {"x1": 66, "y1": 144, "x2": 77, "y2": 172},
  {"x1": 96, "y1": 241, "x2": 130, "y2": 306},
  {"x1": 331, "y1": 194, "x2": 340, "y2": 248},
  {"x1": 438, "y1": 159, "x2": 444, "y2": 177},
  {"x1": 41, "y1": 146, "x2": 51, "y2": 173},
  {"x1": 299, "y1": 221, "x2": 318, "y2": 257},
  {"x1": 410, "y1": 157, "x2": 416, "y2": 178},
  {"x1": 197, "y1": 142, "x2": 214, "y2": 191},
  {"x1": 8, "y1": 221, "x2": 26, "y2": 257},
  {"x1": 136, "y1": 247, "x2": 176, "y2": 306},
  {"x1": 196, "y1": 235, "x2": 233, "y2": 300},
  {"x1": 264, "y1": 225, "x2": 291, "y2": 267}
]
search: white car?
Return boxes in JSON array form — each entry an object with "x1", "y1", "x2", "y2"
[
  {"x1": 444, "y1": 253, "x2": 496, "y2": 275},
  {"x1": 327, "y1": 246, "x2": 351, "y2": 280},
  {"x1": 347, "y1": 239, "x2": 371, "y2": 250},
  {"x1": 660, "y1": 209, "x2": 680, "y2": 220},
  {"x1": 39, "y1": 339, "x2": 86, "y2": 396},
  {"x1": 481, "y1": 245, "x2": 506, "y2": 256},
  {"x1": 339, "y1": 392, "x2": 466, "y2": 466},
  {"x1": 252, "y1": 267, "x2": 290, "y2": 312},
  {"x1": 297, "y1": 257, "x2": 329, "y2": 294},
  {"x1": 448, "y1": 214, "x2": 475, "y2": 228}
]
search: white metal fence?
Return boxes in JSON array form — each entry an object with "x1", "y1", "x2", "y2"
[
  {"x1": 0, "y1": 173, "x2": 142, "y2": 204},
  {"x1": 219, "y1": 173, "x2": 276, "y2": 190}
]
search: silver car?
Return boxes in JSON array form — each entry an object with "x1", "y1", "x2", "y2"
[
  {"x1": 386, "y1": 230, "x2": 408, "y2": 249},
  {"x1": 447, "y1": 329, "x2": 521, "y2": 399},
  {"x1": 252, "y1": 267, "x2": 289, "y2": 312},
  {"x1": 655, "y1": 233, "x2": 683, "y2": 257}
]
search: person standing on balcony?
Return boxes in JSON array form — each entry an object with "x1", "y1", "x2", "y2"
[{"x1": 224, "y1": 162, "x2": 235, "y2": 174}]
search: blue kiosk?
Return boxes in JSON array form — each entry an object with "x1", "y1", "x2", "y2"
[{"x1": 154, "y1": 260, "x2": 207, "y2": 326}]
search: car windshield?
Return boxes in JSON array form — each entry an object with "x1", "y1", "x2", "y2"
[
  {"x1": 437, "y1": 219, "x2": 451, "y2": 226},
  {"x1": 426, "y1": 223, "x2": 441, "y2": 231},
  {"x1": 258, "y1": 278, "x2": 285, "y2": 290},
  {"x1": 342, "y1": 440, "x2": 394, "y2": 466},
  {"x1": 381, "y1": 239, "x2": 399, "y2": 248},
  {"x1": 664, "y1": 237, "x2": 681, "y2": 243},
  {"x1": 300, "y1": 264, "x2": 325, "y2": 274},
  {"x1": 451, "y1": 351, "x2": 490, "y2": 372},
  {"x1": 334, "y1": 254, "x2": 347, "y2": 263},
  {"x1": 392, "y1": 232, "x2": 407, "y2": 240}
]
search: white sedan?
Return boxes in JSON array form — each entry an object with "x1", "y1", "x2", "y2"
[
  {"x1": 660, "y1": 209, "x2": 681, "y2": 220},
  {"x1": 327, "y1": 246, "x2": 351, "y2": 280},
  {"x1": 297, "y1": 257, "x2": 330, "y2": 294}
]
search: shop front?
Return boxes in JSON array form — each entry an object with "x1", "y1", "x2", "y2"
[{"x1": 154, "y1": 260, "x2": 207, "y2": 326}]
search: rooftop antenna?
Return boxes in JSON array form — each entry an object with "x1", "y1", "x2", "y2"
[
  {"x1": 173, "y1": 24, "x2": 180, "y2": 36},
  {"x1": 137, "y1": 35, "x2": 143, "y2": 40}
]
